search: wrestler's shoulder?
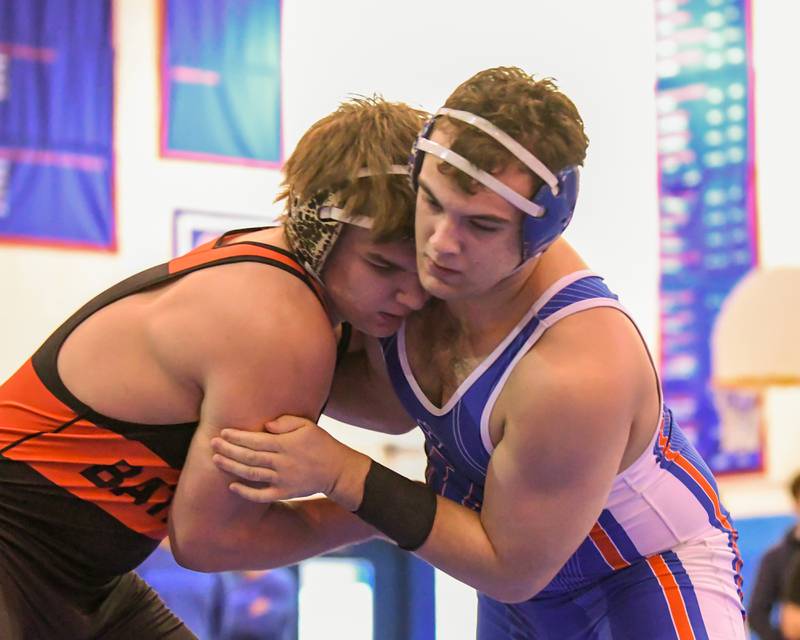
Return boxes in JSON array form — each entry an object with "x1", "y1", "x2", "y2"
[
  {"x1": 536, "y1": 306, "x2": 641, "y2": 365},
  {"x1": 169, "y1": 260, "x2": 326, "y2": 321},
  {"x1": 149, "y1": 262, "x2": 335, "y2": 368},
  {"x1": 503, "y1": 307, "x2": 644, "y2": 413}
]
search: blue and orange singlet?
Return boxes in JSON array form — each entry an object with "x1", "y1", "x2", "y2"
[{"x1": 381, "y1": 270, "x2": 746, "y2": 639}]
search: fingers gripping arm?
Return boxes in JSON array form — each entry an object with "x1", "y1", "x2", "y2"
[
  {"x1": 167, "y1": 301, "x2": 377, "y2": 571},
  {"x1": 211, "y1": 358, "x2": 633, "y2": 601}
]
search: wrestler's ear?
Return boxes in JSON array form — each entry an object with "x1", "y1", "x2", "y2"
[{"x1": 265, "y1": 415, "x2": 313, "y2": 434}]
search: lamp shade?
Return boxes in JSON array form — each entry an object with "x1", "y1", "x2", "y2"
[{"x1": 712, "y1": 267, "x2": 800, "y2": 388}]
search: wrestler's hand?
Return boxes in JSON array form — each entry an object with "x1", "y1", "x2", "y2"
[{"x1": 210, "y1": 415, "x2": 370, "y2": 509}]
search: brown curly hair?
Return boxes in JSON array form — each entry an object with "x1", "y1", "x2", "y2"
[
  {"x1": 277, "y1": 96, "x2": 429, "y2": 241},
  {"x1": 437, "y1": 67, "x2": 589, "y2": 196}
]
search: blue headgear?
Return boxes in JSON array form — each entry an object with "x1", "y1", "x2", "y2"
[{"x1": 409, "y1": 108, "x2": 580, "y2": 262}]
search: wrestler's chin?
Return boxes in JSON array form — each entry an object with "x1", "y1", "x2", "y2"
[
  {"x1": 419, "y1": 273, "x2": 469, "y2": 302},
  {"x1": 362, "y1": 311, "x2": 405, "y2": 338},
  {"x1": 418, "y1": 262, "x2": 467, "y2": 301}
]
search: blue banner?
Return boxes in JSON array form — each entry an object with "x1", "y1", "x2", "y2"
[
  {"x1": 161, "y1": 0, "x2": 282, "y2": 166},
  {"x1": 0, "y1": 0, "x2": 114, "y2": 249},
  {"x1": 655, "y1": 0, "x2": 760, "y2": 473}
]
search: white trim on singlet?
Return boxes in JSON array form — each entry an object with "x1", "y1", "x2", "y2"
[
  {"x1": 611, "y1": 409, "x2": 663, "y2": 504},
  {"x1": 398, "y1": 269, "x2": 598, "y2": 416},
  {"x1": 529, "y1": 269, "x2": 598, "y2": 313},
  {"x1": 478, "y1": 296, "x2": 666, "y2": 485},
  {"x1": 611, "y1": 308, "x2": 666, "y2": 492},
  {"x1": 479, "y1": 298, "x2": 628, "y2": 453}
]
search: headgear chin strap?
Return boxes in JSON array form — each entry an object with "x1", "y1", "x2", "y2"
[
  {"x1": 409, "y1": 108, "x2": 580, "y2": 261},
  {"x1": 284, "y1": 164, "x2": 409, "y2": 283}
]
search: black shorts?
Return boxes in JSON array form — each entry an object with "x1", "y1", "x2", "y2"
[{"x1": 0, "y1": 548, "x2": 196, "y2": 640}]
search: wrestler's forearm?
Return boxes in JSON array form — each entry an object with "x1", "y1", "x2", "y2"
[
  {"x1": 326, "y1": 348, "x2": 415, "y2": 435},
  {"x1": 170, "y1": 433, "x2": 374, "y2": 572},
  {"x1": 415, "y1": 496, "x2": 552, "y2": 603},
  {"x1": 329, "y1": 455, "x2": 552, "y2": 603},
  {"x1": 178, "y1": 497, "x2": 378, "y2": 572}
]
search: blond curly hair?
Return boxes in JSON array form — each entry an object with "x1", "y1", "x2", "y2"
[{"x1": 277, "y1": 96, "x2": 429, "y2": 241}]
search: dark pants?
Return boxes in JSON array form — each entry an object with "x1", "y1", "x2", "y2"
[{"x1": 0, "y1": 549, "x2": 196, "y2": 640}]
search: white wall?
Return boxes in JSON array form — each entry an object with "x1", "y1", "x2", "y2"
[{"x1": 0, "y1": 0, "x2": 798, "y2": 627}]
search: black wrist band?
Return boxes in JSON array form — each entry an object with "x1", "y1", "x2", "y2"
[{"x1": 353, "y1": 460, "x2": 438, "y2": 551}]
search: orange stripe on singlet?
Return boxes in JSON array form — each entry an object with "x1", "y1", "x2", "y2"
[
  {"x1": 658, "y1": 430, "x2": 732, "y2": 530},
  {"x1": 3, "y1": 421, "x2": 178, "y2": 539},
  {"x1": 657, "y1": 429, "x2": 744, "y2": 590},
  {"x1": 0, "y1": 361, "x2": 177, "y2": 539},
  {"x1": 0, "y1": 360, "x2": 75, "y2": 446},
  {"x1": 588, "y1": 522, "x2": 630, "y2": 570},
  {"x1": 646, "y1": 554, "x2": 696, "y2": 640}
]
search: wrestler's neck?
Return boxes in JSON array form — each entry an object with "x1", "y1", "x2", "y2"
[
  {"x1": 444, "y1": 238, "x2": 588, "y2": 338},
  {"x1": 237, "y1": 226, "x2": 339, "y2": 326},
  {"x1": 235, "y1": 225, "x2": 291, "y2": 251}
]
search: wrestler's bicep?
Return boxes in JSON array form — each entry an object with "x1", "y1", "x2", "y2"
[
  {"x1": 168, "y1": 304, "x2": 335, "y2": 553},
  {"x1": 480, "y1": 363, "x2": 630, "y2": 590}
]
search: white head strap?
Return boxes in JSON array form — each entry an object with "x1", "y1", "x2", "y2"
[
  {"x1": 319, "y1": 164, "x2": 409, "y2": 229},
  {"x1": 417, "y1": 108, "x2": 559, "y2": 218}
]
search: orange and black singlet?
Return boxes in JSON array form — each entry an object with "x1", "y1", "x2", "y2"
[{"x1": 0, "y1": 229, "x2": 322, "y2": 596}]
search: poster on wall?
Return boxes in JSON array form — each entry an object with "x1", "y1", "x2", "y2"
[
  {"x1": 161, "y1": 0, "x2": 282, "y2": 167},
  {"x1": 172, "y1": 208, "x2": 272, "y2": 256},
  {"x1": 655, "y1": 0, "x2": 761, "y2": 473},
  {"x1": 0, "y1": 0, "x2": 115, "y2": 250}
]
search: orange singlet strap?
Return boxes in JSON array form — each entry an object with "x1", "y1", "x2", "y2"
[{"x1": 168, "y1": 237, "x2": 324, "y2": 302}]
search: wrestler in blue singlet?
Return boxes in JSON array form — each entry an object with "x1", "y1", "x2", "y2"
[{"x1": 382, "y1": 270, "x2": 745, "y2": 640}]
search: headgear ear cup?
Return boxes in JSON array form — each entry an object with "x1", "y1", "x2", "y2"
[
  {"x1": 286, "y1": 165, "x2": 412, "y2": 283},
  {"x1": 522, "y1": 166, "x2": 580, "y2": 260}
]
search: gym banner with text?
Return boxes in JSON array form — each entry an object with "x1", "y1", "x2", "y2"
[{"x1": 655, "y1": 0, "x2": 761, "y2": 473}]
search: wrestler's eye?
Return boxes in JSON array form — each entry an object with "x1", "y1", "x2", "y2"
[
  {"x1": 469, "y1": 220, "x2": 501, "y2": 232},
  {"x1": 367, "y1": 259, "x2": 397, "y2": 272},
  {"x1": 422, "y1": 195, "x2": 443, "y2": 212}
]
